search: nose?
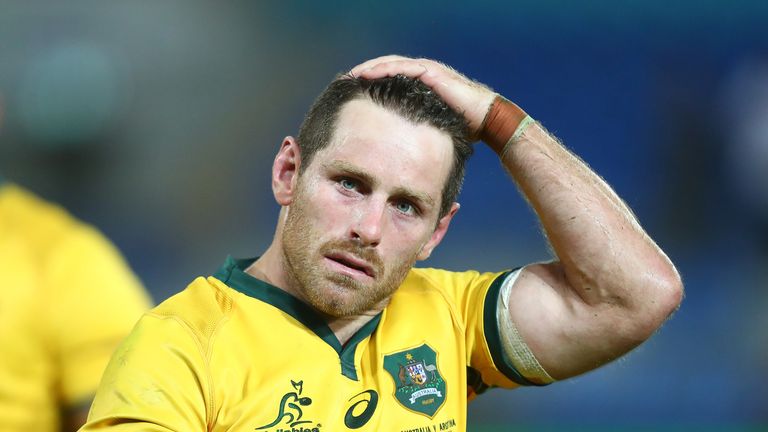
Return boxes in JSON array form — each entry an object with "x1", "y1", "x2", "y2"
[{"x1": 351, "y1": 200, "x2": 385, "y2": 247}]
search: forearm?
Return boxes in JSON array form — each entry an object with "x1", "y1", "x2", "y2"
[
  {"x1": 351, "y1": 56, "x2": 682, "y2": 377},
  {"x1": 484, "y1": 98, "x2": 680, "y2": 313}
]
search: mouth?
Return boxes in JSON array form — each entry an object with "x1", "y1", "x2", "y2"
[{"x1": 324, "y1": 252, "x2": 376, "y2": 279}]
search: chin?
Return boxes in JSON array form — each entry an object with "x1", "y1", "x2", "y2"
[
  {"x1": 311, "y1": 290, "x2": 370, "y2": 318},
  {"x1": 313, "y1": 302, "x2": 356, "y2": 318},
  {"x1": 304, "y1": 274, "x2": 391, "y2": 317}
]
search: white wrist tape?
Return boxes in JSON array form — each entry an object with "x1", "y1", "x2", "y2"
[
  {"x1": 500, "y1": 115, "x2": 536, "y2": 157},
  {"x1": 496, "y1": 267, "x2": 555, "y2": 384}
]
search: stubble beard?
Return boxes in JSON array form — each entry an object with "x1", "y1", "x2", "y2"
[{"x1": 281, "y1": 192, "x2": 418, "y2": 318}]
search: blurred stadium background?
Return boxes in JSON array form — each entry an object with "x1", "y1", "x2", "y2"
[{"x1": 1, "y1": 1, "x2": 766, "y2": 430}]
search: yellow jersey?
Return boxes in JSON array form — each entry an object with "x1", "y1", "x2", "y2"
[
  {"x1": 83, "y1": 256, "x2": 537, "y2": 432},
  {"x1": 0, "y1": 183, "x2": 152, "y2": 432}
]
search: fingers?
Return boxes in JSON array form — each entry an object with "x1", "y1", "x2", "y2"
[
  {"x1": 350, "y1": 56, "x2": 446, "y2": 83},
  {"x1": 347, "y1": 55, "x2": 497, "y2": 136},
  {"x1": 349, "y1": 55, "x2": 411, "y2": 76},
  {"x1": 356, "y1": 60, "x2": 434, "y2": 81}
]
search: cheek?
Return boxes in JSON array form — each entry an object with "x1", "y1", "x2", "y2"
[
  {"x1": 301, "y1": 186, "x2": 352, "y2": 232},
  {"x1": 383, "y1": 221, "x2": 433, "y2": 257}
]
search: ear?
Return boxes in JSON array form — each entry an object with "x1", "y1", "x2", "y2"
[
  {"x1": 417, "y1": 202, "x2": 460, "y2": 261},
  {"x1": 272, "y1": 136, "x2": 301, "y2": 206}
]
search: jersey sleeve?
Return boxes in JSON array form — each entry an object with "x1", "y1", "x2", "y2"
[
  {"x1": 45, "y1": 224, "x2": 152, "y2": 409},
  {"x1": 421, "y1": 268, "x2": 539, "y2": 394},
  {"x1": 81, "y1": 313, "x2": 211, "y2": 431}
]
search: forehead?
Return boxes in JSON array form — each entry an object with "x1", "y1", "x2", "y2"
[{"x1": 313, "y1": 98, "x2": 454, "y2": 202}]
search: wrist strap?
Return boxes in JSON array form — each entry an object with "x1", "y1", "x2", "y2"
[{"x1": 479, "y1": 95, "x2": 529, "y2": 155}]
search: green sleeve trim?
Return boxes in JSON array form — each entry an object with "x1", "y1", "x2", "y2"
[{"x1": 482, "y1": 270, "x2": 547, "y2": 387}]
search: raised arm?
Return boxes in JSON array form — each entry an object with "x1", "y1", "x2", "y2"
[{"x1": 351, "y1": 56, "x2": 683, "y2": 380}]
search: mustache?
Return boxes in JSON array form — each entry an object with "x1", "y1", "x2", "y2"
[{"x1": 319, "y1": 239, "x2": 383, "y2": 273}]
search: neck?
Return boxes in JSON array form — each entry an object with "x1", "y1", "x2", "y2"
[
  {"x1": 246, "y1": 242, "x2": 380, "y2": 346},
  {"x1": 327, "y1": 313, "x2": 379, "y2": 346}
]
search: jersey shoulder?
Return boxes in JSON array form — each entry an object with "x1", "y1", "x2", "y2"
[
  {"x1": 403, "y1": 267, "x2": 505, "y2": 300},
  {"x1": 149, "y1": 276, "x2": 234, "y2": 346},
  {"x1": 397, "y1": 267, "x2": 507, "y2": 325}
]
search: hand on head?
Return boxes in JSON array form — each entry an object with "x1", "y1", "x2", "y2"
[{"x1": 350, "y1": 55, "x2": 497, "y2": 139}]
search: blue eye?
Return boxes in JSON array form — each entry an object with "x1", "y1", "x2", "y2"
[
  {"x1": 340, "y1": 178, "x2": 357, "y2": 190},
  {"x1": 395, "y1": 201, "x2": 415, "y2": 215}
]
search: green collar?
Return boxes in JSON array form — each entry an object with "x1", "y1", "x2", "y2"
[{"x1": 213, "y1": 256, "x2": 381, "y2": 380}]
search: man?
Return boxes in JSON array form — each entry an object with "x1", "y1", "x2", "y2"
[
  {"x1": 0, "y1": 180, "x2": 152, "y2": 431},
  {"x1": 82, "y1": 56, "x2": 683, "y2": 431}
]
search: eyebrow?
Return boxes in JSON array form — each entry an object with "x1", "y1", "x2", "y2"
[{"x1": 323, "y1": 160, "x2": 437, "y2": 209}]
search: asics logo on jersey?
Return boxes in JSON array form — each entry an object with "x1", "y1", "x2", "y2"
[
  {"x1": 256, "y1": 380, "x2": 322, "y2": 432},
  {"x1": 344, "y1": 390, "x2": 379, "y2": 429}
]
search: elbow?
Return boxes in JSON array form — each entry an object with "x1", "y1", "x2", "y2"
[
  {"x1": 654, "y1": 265, "x2": 684, "y2": 319},
  {"x1": 630, "y1": 265, "x2": 684, "y2": 340}
]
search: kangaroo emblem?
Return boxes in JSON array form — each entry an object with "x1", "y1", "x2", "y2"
[{"x1": 256, "y1": 380, "x2": 313, "y2": 430}]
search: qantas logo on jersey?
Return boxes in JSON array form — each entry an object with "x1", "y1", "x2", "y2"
[
  {"x1": 383, "y1": 343, "x2": 446, "y2": 418},
  {"x1": 255, "y1": 380, "x2": 322, "y2": 432}
]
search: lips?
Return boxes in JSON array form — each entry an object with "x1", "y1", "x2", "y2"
[{"x1": 325, "y1": 252, "x2": 376, "y2": 278}]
